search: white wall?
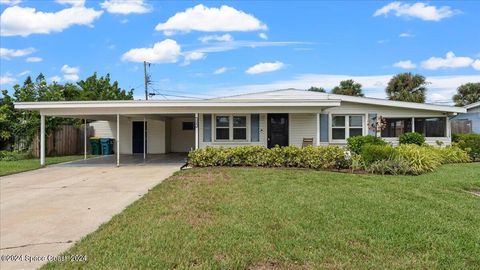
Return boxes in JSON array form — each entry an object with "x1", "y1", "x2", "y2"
[
  {"x1": 170, "y1": 117, "x2": 195, "y2": 152},
  {"x1": 90, "y1": 121, "x2": 115, "y2": 138},
  {"x1": 147, "y1": 120, "x2": 165, "y2": 154},
  {"x1": 289, "y1": 113, "x2": 317, "y2": 147}
]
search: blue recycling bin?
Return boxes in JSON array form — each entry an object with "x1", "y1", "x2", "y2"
[{"x1": 100, "y1": 138, "x2": 114, "y2": 155}]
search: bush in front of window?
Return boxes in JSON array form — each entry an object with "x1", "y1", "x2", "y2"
[
  {"x1": 360, "y1": 144, "x2": 396, "y2": 165},
  {"x1": 347, "y1": 135, "x2": 388, "y2": 154},
  {"x1": 399, "y1": 132, "x2": 425, "y2": 146},
  {"x1": 452, "y1": 133, "x2": 480, "y2": 161}
]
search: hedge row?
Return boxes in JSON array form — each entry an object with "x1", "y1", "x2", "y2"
[{"x1": 452, "y1": 133, "x2": 480, "y2": 161}]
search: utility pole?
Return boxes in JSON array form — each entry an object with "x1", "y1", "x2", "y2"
[{"x1": 143, "y1": 61, "x2": 150, "y2": 100}]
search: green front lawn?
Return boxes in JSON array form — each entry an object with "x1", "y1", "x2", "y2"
[
  {"x1": 44, "y1": 164, "x2": 479, "y2": 269},
  {"x1": 0, "y1": 155, "x2": 88, "y2": 176}
]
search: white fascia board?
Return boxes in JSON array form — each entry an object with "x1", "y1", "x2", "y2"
[
  {"x1": 464, "y1": 101, "x2": 480, "y2": 110},
  {"x1": 328, "y1": 94, "x2": 466, "y2": 113}
]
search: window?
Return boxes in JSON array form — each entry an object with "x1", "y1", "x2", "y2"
[
  {"x1": 182, "y1": 121, "x2": 194, "y2": 130},
  {"x1": 415, "y1": 117, "x2": 446, "y2": 137},
  {"x1": 233, "y1": 116, "x2": 247, "y2": 140},
  {"x1": 215, "y1": 116, "x2": 230, "y2": 140},
  {"x1": 381, "y1": 118, "x2": 412, "y2": 137},
  {"x1": 215, "y1": 115, "x2": 248, "y2": 141},
  {"x1": 331, "y1": 115, "x2": 364, "y2": 140}
]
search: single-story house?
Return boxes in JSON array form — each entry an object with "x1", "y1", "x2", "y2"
[
  {"x1": 14, "y1": 89, "x2": 466, "y2": 166},
  {"x1": 450, "y1": 101, "x2": 480, "y2": 134}
]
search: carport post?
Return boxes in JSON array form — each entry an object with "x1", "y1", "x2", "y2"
[
  {"x1": 143, "y1": 116, "x2": 146, "y2": 160},
  {"x1": 195, "y1": 113, "x2": 199, "y2": 150},
  {"x1": 316, "y1": 113, "x2": 320, "y2": 146},
  {"x1": 116, "y1": 114, "x2": 120, "y2": 167},
  {"x1": 84, "y1": 118, "x2": 87, "y2": 160},
  {"x1": 40, "y1": 114, "x2": 45, "y2": 166}
]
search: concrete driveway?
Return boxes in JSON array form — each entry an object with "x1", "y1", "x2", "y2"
[{"x1": 0, "y1": 157, "x2": 182, "y2": 269}]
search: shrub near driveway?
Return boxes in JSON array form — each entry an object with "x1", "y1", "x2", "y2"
[{"x1": 453, "y1": 133, "x2": 480, "y2": 161}]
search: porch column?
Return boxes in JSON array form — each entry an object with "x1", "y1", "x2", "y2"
[
  {"x1": 84, "y1": 118, "x2": 87, "y2": 160},
  {"x1": 40, "y1": 114, "x2": 45, "y2": 166},
  {"x1": 316, "y1": 113, "x2": 320, "y2": 146},
  {"x1": 195, "y1": 113, "x2": 199, "y2": 150},
  {"x1": 116, "y1": 114, "x2": 120, "y2": 167},
  {"x1": 143, "y1": 116, "x2": 146, "y2": 160}
]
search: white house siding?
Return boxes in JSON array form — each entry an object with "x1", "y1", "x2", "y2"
[
  {"x1": 147, "y1": 120, "x2": 165, "y2": 154},
  {"x1": 90, "y1": 121, "x2": 115, "y2": 138},
  {"x1": 324, "y1": 102, "x2": 452, "y2": 146},
  {"x1": 170, "y1": 117, "x2": 195, "y2": 152},
  {"x1": 289, "y1": 113, "x2": 318, "y2": 147},
  {"x1": 198, "y1": 113, "x2": 268, "y2": 148}
]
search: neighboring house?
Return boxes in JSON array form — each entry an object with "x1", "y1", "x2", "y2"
[
  {"x1": 15, "y1": 89, "x2": 466, "y2": 166},
  {"x1": 451, "y1": 101, "x2": 480, "y2": 134}
]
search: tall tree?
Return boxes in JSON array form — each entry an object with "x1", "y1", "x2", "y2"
[
  {"x1": 77, "y1": 73, "x2": 133, "y2": 100},
  {"x1": 331, "y1": 79, "x2": 364, "y2": 96},
  {"x1": 452, "y1": 82, "x2": 480, "y2": 106},
  {"x1": 307, "y1": 86, "x2": 326, "y2": 93},
  {"x1": 386, "y1": 73, "x2": 428, "y2": 103}
]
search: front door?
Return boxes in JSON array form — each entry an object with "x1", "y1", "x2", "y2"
[
  {"x1": 267, "y1": 114, "x2": 289, "y2": 148},
  {"x1": 132, "y1": 121, "x2": 146, "y2": 154}
]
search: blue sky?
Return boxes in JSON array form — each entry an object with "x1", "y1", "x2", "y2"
[{"x1": 1, "y1": 0, "x2": 479, "y2": 103}]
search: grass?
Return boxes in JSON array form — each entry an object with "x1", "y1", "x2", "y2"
[
  {"x1": 44, "y1": 164, "x2": 480, "y2": 269},
  {"x1": 0, "y1": 155, "x2": 89, "y2": 176}
]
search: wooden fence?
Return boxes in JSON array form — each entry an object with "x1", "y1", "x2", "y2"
[
  {"x1": 31, "y1": 125, "x2": 85, "y2": 157},
  {"x1": 451, "y1": 119, "x2": 472, "y2": 134}
]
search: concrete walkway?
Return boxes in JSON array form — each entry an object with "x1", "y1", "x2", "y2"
[{"x1": 0, "y1": 158, "x2": 182, "y2": 269}]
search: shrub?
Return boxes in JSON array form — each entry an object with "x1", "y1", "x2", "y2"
[
  {"x1": 360, "y1": 144, "x2": 396, "y2": 165},
  {"x1": 434, "y1": 146, "x2": 471, "y2": 164},
  {"x1": 0, "y1": 150, "x2": 32, "y2": 161},
  {"x1": 395, "y1": 144, "x2": 442, "y2": 175},
  {"x1": 367, "y1": 157, "x2": 410, "y2": 175},
  {"x1": 347, "y1": 135, "x2": 387, "y2": 154},
  {"x1": 452, "y1": 133, "x2": 480, "y2": 161},
  {"x1": 301, "y1": 145, "x2": 350, "y2": 170},
  {"x1": 399, "y1": 132, "x2": 425, "y2": 146}
]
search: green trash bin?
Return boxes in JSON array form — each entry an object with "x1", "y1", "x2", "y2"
[
  {"x1": 90, "y1": 138, "x2": 101, "y2": 155},
  {"x1": 100, "y1": 138, "x2": 113, "y2": 155}
]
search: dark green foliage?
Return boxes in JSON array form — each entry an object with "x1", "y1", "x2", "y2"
[
  {"x1": 399, "y1": 132, "x2": 425, "y2": 146},
  {"x1": 347, "y1": 135, "x2": 387, "y2": 154},
  {"x1": 452, "y1": 82, "x2": 480, "y2": 106},
  {"x1": 331, "y1": 79, "x2": 364, "y2": 96},
  {"x1": 360, "y1": 144, "x2": 396, "y2": 165},
  {"x1": 386, "y1": 73, "x2": 428, "y2": 103},
  {"x1": 0, "y1": 150, "x2": 32, "y2": 161},
  {"x1": 306, "y1": 86, "x2": 326, "y2": 93},
  {"x1": 452, "y1": 133, "x2": 480, "y2": 161}
]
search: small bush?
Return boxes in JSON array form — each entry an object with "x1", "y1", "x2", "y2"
[
  {"x1": 434, "y1": 146, "x2": 471, "y2": 164},
  {"x1": 399, "y1": 132, "x2": 425, "y2": 146},
  {"x1": 361, "y1": 144, "x2": 396, "y2": 165},
  {"x1": 0, "y1": 150, "x2": 32, "y2": 161},
  {"x1": 452, "y1": 133, "x2": 480, "y2": 161},
  {"x1": 367, "y1": 157, "x2": 410, "y2": 175},
  {"x1": 395, "y1": 144, "x2": 442, "y2": 175},
  {"x1": 347, "y1": 135, "x2": 387, "y2": 154},
  {"x1": 301, "y1": 145, "x2": 350, "y2": 170}
]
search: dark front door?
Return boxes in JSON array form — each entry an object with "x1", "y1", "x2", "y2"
[
  {"x1": 267, "y1": 114, "x2": 289, "y2": 148},
  {"x1": 132, "y1": 121, "x2": 146, "y2": 154}
]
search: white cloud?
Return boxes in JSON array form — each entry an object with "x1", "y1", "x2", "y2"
[
  {"x1": 0, "y1": 47, "x2": 36, "y2": 59},
  {"x1": 0, "y1": 4, "x2": 103, "y2": 37},
  {"x1": 155, "y1": 4, "x2": 267, "y2": 35},
  {"x1": 0, "y1": 0, "x2": 21, "y2": 6},
  {"x1": 17, "y1": 70, "x2": 30, "y2": 76},
  {"x1": 421, "y1": 51, "x2": 474, "y2": 70},
  {"x1": 101, "y1": 0, "x2": 151, "y2": 14},
  {"x1": 0, "y1": 73, "x2": 17, "y2": 85},
  {"x1": 377, "y1": 39, "x2": 389, "y2": 44},
  {"x1": 192, "y1": 40, "x2": 306, "y2": 54},
  {"x1": 259, "y1": 33, "x2": 268, "y2": 40},
  {"x1": 246, "y1": 61, "x2": 285, "y2": 74},
  {"x1": 393, "y1": 60, "x2": 417, "y2": 69},
  {"x1": 48, "y1": 76, "x2": 62, "y2": 83},
  {"x1": 122, "y1": 39, "x2": 181, "y2": 63},
  {"x1": 399, "y1": 32, "x2": 413, "y2": 38},
  {"x1": 183, "y1": 51, "x2": 206, "y2": 65},
  {"x1": 60, "y1": 64, "x2": 80, "y2": 81},
  {"x1": 472, "y1": 60, "x2": 480, "y2": 71},
  {"x1": 55, "y1": 0, "x2": 85, "y2": 6},
  {"x1": 209, "y1": 73, "x2": 480, "y2": 104},
  {"x1": 199, "y1": 34, "x2": 233, "y2": 43},
  {"x1": 374, "y1": 2, "x2": 459, "y2": 21},
  {"x1": 26, "y1": 56, "x2": 43, "y2": 62},
  {"x1": 213, "y1": 67, "x2": 228, "y2": 75}
]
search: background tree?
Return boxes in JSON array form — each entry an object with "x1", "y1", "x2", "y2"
[
  {"x1": 386, "y1": 73, "x2": 428, "y2": 103},
  {"x1": 307, "y1": 86, "x2": 326, "y2": 93},
  {"x1": 452, "y1": 82, "x2": 480, "y2": 106},
  {"x1": 77, "y1": 73, "x2": 133, "y2": 100},
  {"x1": 331, "y1": 79, "x2": 364, "y2": 96}
]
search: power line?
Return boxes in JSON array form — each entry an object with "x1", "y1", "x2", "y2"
[{"x1": 143, "y1": 61, "x2": 151, "y2": 100}]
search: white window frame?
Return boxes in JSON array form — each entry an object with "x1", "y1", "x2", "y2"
[
  {"x1": 329, "y1": 114, "x2": 366, "y2": 143},
  {"x1": 214, "y1": 114, "x2": 250, "y2": 142},
  {"x1": 377, "y1": 115, "x2": 449, "y2": 139}
]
